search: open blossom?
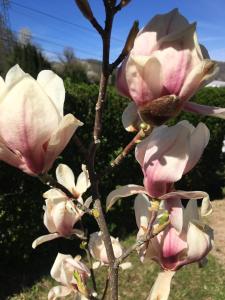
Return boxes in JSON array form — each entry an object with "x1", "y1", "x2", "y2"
[
  {"x1": 117, "y1": 9, "x2": 225, "y2": 130},
  {"x1": 0, "y1": 65, "x2": 82, "y2": 175},
  {"x1": 32, "y1": 164, "x2": 91, "y2": 248},
  {"x1": 106, "y1": 121, "x2": 212, "y2": 217},
  {"x1": 48, "y1": 253, "x2": 90, "y2": 300},
  {"x1": 88, "y1": 231, "x2": 131, "y2": 270},
  {"x1": 134, "y1": 194, "x2": 213, "y2": 300}
]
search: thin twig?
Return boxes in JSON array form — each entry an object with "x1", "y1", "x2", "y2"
[
  {"x1": 110, "y1": 129, "x2": 145, "y2": 168},
  {"x1": 101, "y1": 274, "x2": 109, "y2": 300}
]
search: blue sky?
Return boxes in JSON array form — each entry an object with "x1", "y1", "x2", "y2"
[{"x1": 6, "y1": 0, "x2": 225, "y2": 62}]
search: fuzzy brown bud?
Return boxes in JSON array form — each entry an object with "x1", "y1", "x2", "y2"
[
  {"x1": 75, "y1": 0, "x2": 93, "y2": 21},
  {"x1": 122, "y1": 20, "x2": 139, "y2": 55}
]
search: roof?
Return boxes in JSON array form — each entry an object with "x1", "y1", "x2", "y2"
[{"x1": 206, "y1": 80, "x2": 225, "y2": 87}]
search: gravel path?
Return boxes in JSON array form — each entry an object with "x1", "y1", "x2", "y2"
[{"x1": 207, "y1": 199, "x2": 225, "y2": 266}]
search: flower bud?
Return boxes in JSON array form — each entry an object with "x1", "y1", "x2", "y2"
[
  {"x1": 122, "y1": 21, "x2": 139, "y2": 55},
  {"x1": 75, "y1": 0, "x2": 93, "y2": 21}
]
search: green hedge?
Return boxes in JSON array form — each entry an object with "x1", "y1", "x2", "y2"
[{"x1": 0, "y1": 82, "x2": 225, "y2": 298}]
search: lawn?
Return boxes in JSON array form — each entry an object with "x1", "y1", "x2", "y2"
[{"x1": 8, "y1": 235, "x2": 225, "y2": 300}]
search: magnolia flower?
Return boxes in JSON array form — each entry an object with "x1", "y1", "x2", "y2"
[
  {"x1": 106, "y1": 121, "x2": 212, "y2": 216},
  {"x1": 48, "y1": 253, "x2": 90, "y2": 300},
  {"x1": 117, "y1": 9, "x2": 225, "y2": 129},
  {"x1": 136, "y1": 120, "x2": 210, "y2": 198},
  {"x1": 32, "y1": 164, "x2": 91, "y2": 248},
  {"x1": 134, "y1": 194, "x2": 213, "y2": 300},
  {"x1": 88, "y1": 232, "x2": 131, "y2": 270},
  {"x1": 0, "y1": 65, "x2": 82, "y2": 175}
]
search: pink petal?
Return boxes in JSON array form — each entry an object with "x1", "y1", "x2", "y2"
[
  {"x1": 161, "y1": 227, "x2": 186, "y2": 263},
  {"x1": 106, "y1": 184, "x2": 147, "y2": 211},
  {"x1": 164, "y1": 198, "x2": 184, "y2": 234},
  {"x1": 125, "y1": 55, "x2": 162, "y2": 106},
  {"x1": 143, "y1": 123, "x2": 190, "y2": 197},
  {"x1": 0, "y1": 74, "x2": 61, "y2": 174},
  {"x1": 183, "y1": 101, "x2": 225, "y2": 119}
]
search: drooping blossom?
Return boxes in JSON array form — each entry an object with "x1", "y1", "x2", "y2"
[
  {"x1": 106, "y1": 121, "x2": 212, "y2": 216},
  {"x1": 32, "y1": 164, "x2": 91, "y2": 248},
  {"x1": 48, "y1": 253, "x2": 90, "y2": 300},
  {"x1": 116, "y1": 9, "x2": 225, "y2": 130},
  {"x1": 0, "y1": 65, "x2": 82, "y2": 175},
  {"x1": 134, "y1": 194, "x2": 213, "y2": 300},
  {"x1": 88, "y1": 232, "x2": 132, "y2": 270}
]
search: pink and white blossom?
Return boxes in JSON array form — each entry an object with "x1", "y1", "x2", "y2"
[
  {"x1": 0, "y1": 65, "x2": 82, "y2": 175},
  {"x1": 89, "y1": 232, "x2": 131, "y2": 270},
  {"x1": 135, "y1": 194, "x2": 213, "y2": 300},
  {"x1": 48, "y1": 253, "x2": 90, "y2": 300},
  {"x1": 106, "y1": 121, "x2": 212, "y2": 216},
  {"x1": 32, "y1": 164, "x2": 91, "y2": 248},
  {"x1": 117, "y1": 9, "x2": 225, "y2": 129}
]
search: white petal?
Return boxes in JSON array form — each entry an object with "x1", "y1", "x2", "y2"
[
  {"x1": 50, "y1": 253, "x2": 73, "y2": 282},
  {"x1": 186, "y1": 222, "x2": 213, "y2": 262},
  {"x1": 106, "y1": 185, "x2": 147, "y2": 211},
  {"x1": 56, "y1": 164, "x2": 76, "y2": 195},
  {"x1": 5, "y1": 64, "x2": 26, "y2": 87},
  {"x1": 92, "y1": 261, "x2": 102, "y2": 269},
  {"x1": 37, "y1": 70, "x2": 65, "y2": 117},
  {"x1": 201, "y1": 195, "x2": 212, "y2": 217},
  {"x1": 84, "y1": 196, "x2": 92, "y2": 208},
  {"x1": 119, "y1": 262, "x2": 132, "y2": 270},
  {"x1": 161, "y1": 190, "x2": 209, "y2": 201},
  {"x1": 134, "y1": 194, "x2": 151, "y2": 229},
  {"x1": 76, "y1": 165, "x2": 90, "y2": 195},
  {"x1": 32, "y1": 233, "x2": 61, "y2": 249},
  {"x1": 146, "y1": 271, "x2": 175, "y2": 300},
  {"x1": 122, "y1": 102, "x2": 141, "y2": 132},
  {"x1": 43, "y1": 188, "x2": 67, "y2": 200},
  {"x1": 48, "y1": 285, "x2": 71, "y2": 300}
]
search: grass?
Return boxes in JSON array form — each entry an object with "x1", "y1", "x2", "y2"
[{"x1": 8, "y1": 236, "x2": 225, "y2": 300}]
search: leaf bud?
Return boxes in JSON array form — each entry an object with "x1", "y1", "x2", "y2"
[{"x1": 75, "y1": 0, "x2": 94, "y2": 21}]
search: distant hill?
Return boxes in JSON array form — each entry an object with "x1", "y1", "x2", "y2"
[{"x1": 216, "y1": 61, "x2": 225, "y2": 81}]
